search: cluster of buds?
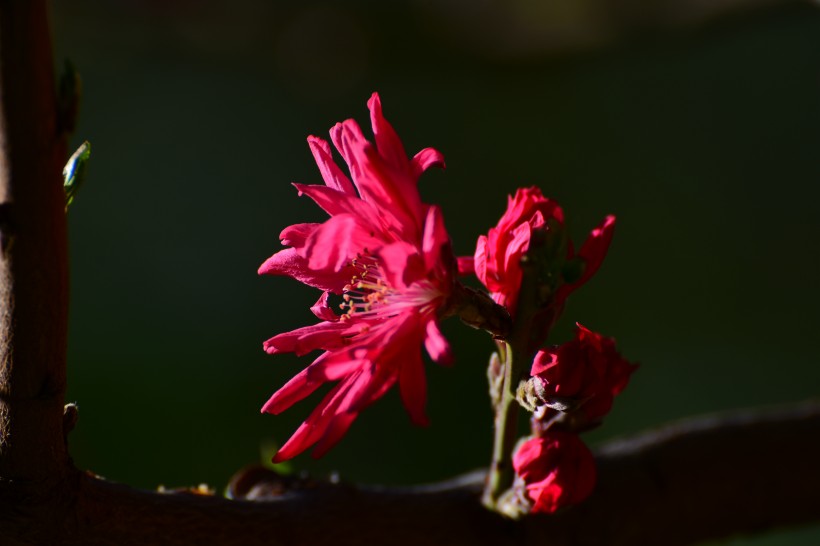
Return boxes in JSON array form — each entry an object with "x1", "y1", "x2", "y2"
[
  {"x1": 467, "y1": 187, "x2": 636, "y2": 516},
  {"x1": 506, "y1": 325, "x2": 636, "y2": 516}
]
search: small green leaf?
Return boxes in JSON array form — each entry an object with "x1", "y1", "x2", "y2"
[{"x1": 63, "y1": 140, "x2": 91, "y2": 211}]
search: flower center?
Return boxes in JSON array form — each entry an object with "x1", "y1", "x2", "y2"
[{"x1": 339, "y1": 252, "x2": 440, "y2": 321}]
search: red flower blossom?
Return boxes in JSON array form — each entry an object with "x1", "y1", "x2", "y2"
[
  {"x1": 471, "y1": 186, "x2": 615, "y2": 319},
  {"x1": 530, "y1": 323, "x2": 637, "y2": 420},
  {"x1": 473, "y1": 187, "x2": 563, "y2": 315},
  {"x1": 258, "y1": 94, "x2": 456, "y2": 461},
  {"x1": 512, "y1": 432, "x2": 596, "y2": 514}
]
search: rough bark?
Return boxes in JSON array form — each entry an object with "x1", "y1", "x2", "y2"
[
  {"x1": 0, "y1": 1, "x2": 71, "y2": 541},
  {"x1": 38, "y1": 402, "x2": 820, "y2": 545},
  {"x1": 0, "y1": 0, "x2": 69, "y2": 468}
]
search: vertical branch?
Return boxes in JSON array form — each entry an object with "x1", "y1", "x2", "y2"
[{"x1": 0, "y1": 0, "x2": 69, "y2": 483}]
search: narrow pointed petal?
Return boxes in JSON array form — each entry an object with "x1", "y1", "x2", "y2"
[
  {"x1": 261, "y1": 367, "x2": 323, "y2": 415},
  {"x1": 262, "y1": 320, "x2": 350, "y2": 356},
  {"x1": 474, "y1": 235, "x2": 488, "y2": 286},
  {"x1": 272, "y1": 382, "x2": 348, "y2": 462},
  {"x1": 310, "y1": 367, "x2": 387, "y2": 459},
  {"x1": 421, "y1": 206, "x2": 450, "y2": 272},
  {"x1": 331, "y1": 130, "x2": 423, "y2": 239},
  {"x1": 307, "y1": 135, "x2": 356, "y2": 195},
  {"x1": 257, "y1": 248, "x2": 348, "y2": 293},
  {"x1": 303, "y1": 213, "x2": 383, "y2": 273},
  {"x1": 576, "y1": 215, "x2": 616, "y2": 285},
  {"x1": 311, "y1": 412, "x2": 358, "y2": 459},
  {"x1": 399, "y1": 351, "x2": 429, "y2": 426},
  {"x1": 306, "y1": 350, "x2": 367, "y2": 383},
  {"x1": 280, "y1": 223, "x2": 320, "y2": 247},
  {"x1": 329, "y1": 119, "x2": 368, "y2": 187},
  {"x1": 367, "y1": 92, "x2": 410, "y2": 173},
  {"x1": 293, "y1": 182, "x2": 380, "y2": 221},
  {"x1": 424, "y1": 319, "x2": 453, "y2": 366},
  {"x1": 345, "y1": 360, "x2": 396, "y2": 417},
  {"x1": 310, "y1": 292, "x2": 338, "y2": 321},
  {"x1": 456, "y1": 256, "x2": 475, "y2": 276},
  {"x1": 410, "y1": 147, "x2": 445, "y2": 179},
  {"x1": 360, "y1": 142, "x2": 425, "y2": 235}
]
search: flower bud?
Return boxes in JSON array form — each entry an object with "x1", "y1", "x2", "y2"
[
  {"x1": 529, "y1": 323, "x2": 637, "y2": 422},
  {"x1": 512, "y1": 432, "x2": 596, "y2": 514}
]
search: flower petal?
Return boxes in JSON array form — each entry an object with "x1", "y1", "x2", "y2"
[
  {"x1": 262, "y1": 320, "x2": 353, "y2": 356},
  {"x1": 280, "y1": 223, "x2": 320, "y2": 247},
  {"x1": 421, "y1": 205, "x2": 450, "y2": 273},
  {"x1": 410, "y1": 147, "x2": 446, "y2": 179},
  {"x1": 271, "y1": 381, "x2": 349, "y2": 462},
  {"x1": 576, "y1": 215, "x2": 616, "y2": 286},
  {"x1": 307, "y1": 135, "x2": 356, "y2": 195},
  {"x1": 332, "y1": 117, "x2": 423, "y2": 238},
  {"x1": 292, "y1": 182, "x2": 380, "y2": 221},
  {"x1": 399, "y1": 345, "x2": 429, "y2": 426},
  {"x1": 474, "y1": 235, "x2": 488, "y2": 286},
  {"x1": 553, "y1": 215, "x2": 616, "y2": 306},
  {"x1": 456, "y1": 256, "x2": 475, "y2": 276},
  {"x1": 311, "y1": 411, "x2": 358, "y2": 459},
  {"x1": 257, "y1": 248, "x2": 348, "y2": 293},
  {"x1": 377, "y1": 241, "x2": 426, "y2": 290},
  {"x1": 310, "y1": 292, "x2": 338, "y2": 322},
  {"x1": 306, "y1": 350, "x2": 368, "y2": 383},
  {"x1": 330, "y1": 119, "x2": 368, "y2": 188},
  {"x1": 310, "y1": 367, "x2": 391, "y2": 458},
  {"x1": 261, "y1": 366, "x2": 323, "y2": 415},
  {"x1": 302, "y1": 213, "x2": 383, "y2": 273},
  {"x1": 368, "y1": 92, "x2": 409, "y2": 173},
  {"x1": 424, "y1": 319, "x2": 453, "y2": 366}
]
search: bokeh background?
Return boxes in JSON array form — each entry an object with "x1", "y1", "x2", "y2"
[{"x1": 52, "y1": 1, "x2": 820, "y2": 544}]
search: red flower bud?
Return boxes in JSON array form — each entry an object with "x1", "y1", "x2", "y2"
[
  {"x1": 473, "y1": 187, "x2": 563, "y2": 316},
  {"x1": 531, "y1": 323, "x2": 637, "y2": 421},
  {"x1": 512, "y1": 432, "x2": 596, "y2": 514}
]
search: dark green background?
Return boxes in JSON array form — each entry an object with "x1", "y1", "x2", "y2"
[{"x1": 53, "y1": 2, "x2": 820, "y2": 544}]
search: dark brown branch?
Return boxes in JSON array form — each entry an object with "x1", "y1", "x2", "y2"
[
  {"x1": 0, "y1": 0, "x2": 71, "y2": 541},
  {"x1": 18, "y1": 400, "x2": 817, "y2": 546}
]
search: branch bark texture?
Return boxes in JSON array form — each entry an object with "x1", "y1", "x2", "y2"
[
  {"x1": 9, "y1": 401, "x2": 817, "y2": 546},
  {"x1": 0, "y1": 0, "x2": 71, "y2": 543}
]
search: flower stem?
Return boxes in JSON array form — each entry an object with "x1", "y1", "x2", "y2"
[
  {"x1": 482, "y1": 340, "x2": 520, "y2": 509},
  {"x1": 482, "y1": 254, "x2": 544, "y2": 509}
]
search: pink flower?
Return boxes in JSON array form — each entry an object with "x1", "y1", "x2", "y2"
[
  {"x1": 512, "y1": 432, "x2": 596, "y2": 514},
  {"x1": 258, "y1": 93, "x2": 456, "y2": 461},
  {"x1": 530, "y1": 323, "x2": 637, "y2": 420},
  {"x1": 473, "y1": 187, "x2": 563, "y2": 316},
  {"x1": 471, "y1": 186, "x2": 615, "y2": 320}
]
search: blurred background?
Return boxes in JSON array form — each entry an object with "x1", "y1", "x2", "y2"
[{"x1": 52, "y1": 1, "x2": 819, "y2": 544}]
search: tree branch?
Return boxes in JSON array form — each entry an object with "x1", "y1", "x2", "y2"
[
  {"x1": 0, "y1": 0, "x2": 68, "y2": 481},
  {"x1": 0, "y1": 1, "x2": 71, "y2": 543},
  {"x1": 10, "y1": 400, "x2": 816, "y2": 546}
]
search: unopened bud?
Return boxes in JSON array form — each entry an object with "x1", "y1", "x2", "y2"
[{"x1": 487, "y1": 352, "x2": 504, "y2": 408}]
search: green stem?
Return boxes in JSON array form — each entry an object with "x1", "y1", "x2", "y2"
[
  {"x1": 482, "y1": 256, "x2": 543, "y2": 509},
  {"x1": 482, "y1": 341, "x2": 520, "y2": 508}
]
